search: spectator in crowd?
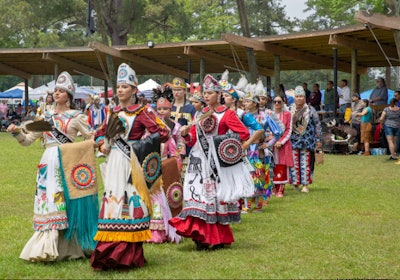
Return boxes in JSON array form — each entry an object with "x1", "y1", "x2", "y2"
[
  {"x1": 15, "y1": 103, "x2": 23, "y2": 118},
  {"x1": 356, "y1": 99, "x2": 373, "y2": 156},
  {"x1": 302, "y1": 82, "x2": 311, "y2": 102},
  {"x1": 289, "y1": 86, "x2": 322, "y2": 193},
  {"x1": 394, "y1": 90, "x2": 400, "y2": 107},
  {"x1": 370, "y1": 77, "x2": 388, "y2": 105},
  {"x1": 339, "y1": 79, "x2": 351, "y2": 114},
  {"x1": 394, "y1": 90, "x2": 400, "y2": 155},
  {"x1": 380, "y1": 98, "x2": 400, "y2": 160},
  {"x1": 7, "y1": 107, "x2": 18, "y2": 123},
  {"x1": 347, "y1": 93, "x2": 363, "y2": 154},
  {"x1": 309, "y1": 83, "x2": 322, "y2": 111},
  {"x1": 0, "y1": 100, "x2": 8, "y2": 118},
  {"x1": 324, "y1": 81, "x2": 336, "y2": 116},
  {"x1": 25, "y1": 106, "x2": 36, "y2": 119}
]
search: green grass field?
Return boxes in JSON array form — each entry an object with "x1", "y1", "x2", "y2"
[{"x1": 0, "y1": 132, "x2": 399, "y2": 279}]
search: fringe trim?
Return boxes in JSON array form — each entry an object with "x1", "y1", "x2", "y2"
[
  {"x1": 58, "y1": 148, "x2": 99, "y2": 250},
  {"x1": 63, "y1": 194, "x2": 99, "y2": 250},
  {"x1": 93, "y1": 229, "x2": 152, "y2": 243},
  {"x1": 178, "y1": 208, "x2": 241, "y2": 225},
  {"x1": 208, "y1": 139, "x2": 254, "y2": 202}
]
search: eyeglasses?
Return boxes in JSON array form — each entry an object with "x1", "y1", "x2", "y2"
[{"x1": 273, "y1": 100, "x2": 282, "y2": 104}]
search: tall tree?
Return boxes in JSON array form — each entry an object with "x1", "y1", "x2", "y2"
[
  {"x1": 245, "y1": 0, "x2": 295, "y2": 36},
  {"x1": 0, "y1": 0, "x2": 87, "y2": 48},
  {"x1": 301, "y1": 0, "x2": 387, "y2": 30},
  {"x1": 92, "y1": 0, "x2": 140, "y2": 46}
]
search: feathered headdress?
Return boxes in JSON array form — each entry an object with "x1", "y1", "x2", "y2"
[
  {"x1": 255, "y1": 79, "x2": 267, "y2": 98},
  {"x1": 152, "y1": 83, "x2": 174, "y2": 104},
  {"x1": 235, "y1": 74, "x2": 248, "y2": 91}
]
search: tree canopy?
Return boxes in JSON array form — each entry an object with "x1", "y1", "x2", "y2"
[{"x1": 0, "y1": 0, "x2": 393, "y2": 91}]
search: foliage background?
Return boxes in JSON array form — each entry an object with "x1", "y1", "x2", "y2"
[{"x1": 0, "y1": 0, "x2": 393, "y2": 93}]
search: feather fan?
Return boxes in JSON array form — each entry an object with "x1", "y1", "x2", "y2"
[{"x1": 105, "y1": 112, "x2": 125, "y2": 140}]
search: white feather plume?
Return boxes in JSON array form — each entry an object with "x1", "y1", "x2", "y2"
[
  {"x1": 255, "y1": 79, "x2": 266, "y2": 96},
  {"x1": 221, "y1": 69, "x2": 229, "y2": 81},
  {"x1": 235, "y1": 74, "x2": 248, "y2": 91}
]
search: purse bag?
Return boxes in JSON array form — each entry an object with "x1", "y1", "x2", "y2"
[{"x1": 212, "y1": 133, "x2": 243, "y2": 167}]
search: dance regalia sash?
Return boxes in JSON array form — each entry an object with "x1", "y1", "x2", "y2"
[
  {"x1": 49, "y1": 116, "x2": 73, "y2": 144},
  {"x1": 115, "y1": 137, "x2": 131, "y2": 160},
  {"x1": 197, "y1": 126, "x2": 219, "y2": 182}
]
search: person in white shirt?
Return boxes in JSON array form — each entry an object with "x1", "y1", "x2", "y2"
[{"x1": 339, "y1": 79, "x2": 351, "y2": 114}]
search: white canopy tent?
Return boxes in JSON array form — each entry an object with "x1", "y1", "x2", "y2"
[
  {"x1": 30, "y1": 80, "x2": 96, "y2": 100},
  {"x1": 137, "y1": 79, "x2": 160, "y2": 101},
  {"x1": 29, "y1": 80, "x2": 55, "y2": 100}
]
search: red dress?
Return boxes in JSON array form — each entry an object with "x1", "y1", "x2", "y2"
[
  {"x1": 169, "y1": 106, "x2": 251, "y2": 246},
  {"x1": 273, "y1": 110, "x2": 294, "y2": 184}
]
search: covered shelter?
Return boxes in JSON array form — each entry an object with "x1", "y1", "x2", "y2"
[{"x1": 0, "y1": 17, "x2": 399, "y2": 108}]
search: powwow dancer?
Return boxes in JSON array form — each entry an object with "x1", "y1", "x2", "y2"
[
  {"x1": 8, "y1": 72, "x2": 97, "y2": 262},
  {"x1": 271, "y1": 95, "x2": 294, "y2": 198},
  {"x1": 242, "y1": 87, "x2": 281, "y2": 212},
  {"x1": 145, "y1": 94, "x2": 183, "y2": 244},
  {"x1": 169, "y1": 74, "x2": 254, "y2": 250},
  {"x1": 90, "y1": 63, "x2": 169, "y2": 271},
  {"x1": 289, "y1": 86, "x2": 322, "y2": 193},
  {"x1": 170, "y1": 77, "x2": 196, "y2": 178}
]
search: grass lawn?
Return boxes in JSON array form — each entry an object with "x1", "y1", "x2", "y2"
[{"x1": 0, "y1": 132, "x2": 399, "y2": 279}]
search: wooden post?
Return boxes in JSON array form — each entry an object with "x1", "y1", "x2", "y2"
[
  {"x1": 187, "y1": 59, "x2": 192, "y2": 84},
  {"x1": 24, "y1": 78, "x2": 29, "y2": 113},
  {"x1": 104, "y1": 79, "x2": 109, "y2": 104},
  {"x1": 274, "y1": 55, "x2": 280, "y2": 96},
  {"x1": 266, "y1": 76, "x2": 271, "y2": 92},
  {"x1": 54, "y1": 64, "x2": 59, "y2": 79},
  {"x1": 236, "y1": 0, "x2": 258, "y2": 83},
  {"x1": 333, "y1": 48, "x2": 338, "y2": 117},
  {"x1": 351, "y1": 49, "x2": 358, "y2": 94},
  {"x1": 200, "y1": 58, "x2": 205, "y2": 91}
]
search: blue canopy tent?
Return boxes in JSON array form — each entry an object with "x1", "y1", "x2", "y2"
[
  {"x1": 0, "y1": 88, "x2": 23, "y2": 99},
  {"x1": 360, "y1": 88, "x2": 394, "y2": 104}
]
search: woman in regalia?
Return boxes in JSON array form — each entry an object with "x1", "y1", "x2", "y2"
[
  {"x1": 90, "y1": 63, "x2": 169, "y2": 271},
  {"x1": 289, "y1": 86, "x2": 322, "y2": 193},
  {"x1": 169, "y1": 74, "x2": 254, "y2": 250},
  {"x1": 145, "y1": 94, "x2": 183, "y2": 244},
  {"x1": 242, "y1": 88, "x2": 281, "y2": 212},
  {"x1": 8, "y1": 72, "x2": 96, "y2": 262},
  {"x1": 271, "y1": 95, "x2": 294, "y2": 197}
]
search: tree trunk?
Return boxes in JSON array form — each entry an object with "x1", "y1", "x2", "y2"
[{"x1": 236, "y1": 0, "x2": 259, "y2": 83}]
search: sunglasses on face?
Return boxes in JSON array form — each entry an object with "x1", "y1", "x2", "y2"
[{"x1": 274, "y1": 100, "x2": 282, "y2": 104}]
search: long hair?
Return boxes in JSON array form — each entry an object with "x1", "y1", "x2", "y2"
[{"x1": 68, "y1": 94, "x2": 77, "y2": 109}]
